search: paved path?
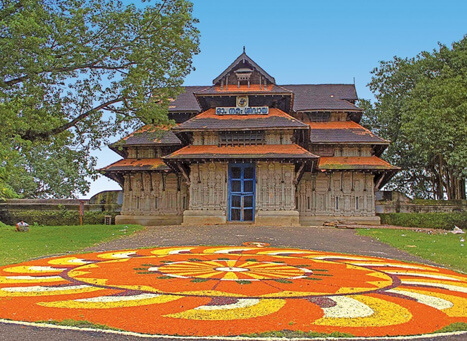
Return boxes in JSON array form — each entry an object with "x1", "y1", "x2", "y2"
[
  {"x1": 84, "y1": 225, "x2": 438, "y2": 266},
  {"x1": 1, "y1": 225, "x2": 465, "y2": 341}
]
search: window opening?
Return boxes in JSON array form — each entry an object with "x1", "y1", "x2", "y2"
[{"x1": 219, "y1": 131, "x2": 265, "y2": 146}]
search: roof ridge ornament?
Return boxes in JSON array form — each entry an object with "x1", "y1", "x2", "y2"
[{"x1": 243, "y1": 46, "x2": 245, "y2": 54}]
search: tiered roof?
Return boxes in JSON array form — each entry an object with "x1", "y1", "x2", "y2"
[
  {"x1": 164, "y1": 144, "x2": 317, "y2": 162},
  {"x1": 309, "y1": 121, "x2": 388, "y2": 144},
  {"x1": 318, "y1": 156, "x2": 399, "y2": 171},
  {"x1": 102, "y1": 51, "x2": 398, "y2": 188},
  {"x1": 109, "y1": 125, "x2": 182, "y2": 157},
  {"x1": 168, "y1": 84, "x2": 361, "y2": 114},
  {"x1": 173, "y1": 108, "x2": 308, "y2": 132},
  {"x1": 102, "y1": 158, "x2": 170, "y2": 172},
  {"x1": 195, "y1": 84, "x2": 292, "y2": 95}
]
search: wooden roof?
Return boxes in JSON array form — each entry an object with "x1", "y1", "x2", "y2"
[{"x1": 212, "y1": 52, "x2": 276, "y2": 85}]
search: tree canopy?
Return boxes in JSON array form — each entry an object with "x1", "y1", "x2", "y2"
[
  {"x1": 361, "y1": 36, "x2": 467, "y2": 200},
  {"x1": 0, "y1": 0, "x2": 200, "y2": 199}
]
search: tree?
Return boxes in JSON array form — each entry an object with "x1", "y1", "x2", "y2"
[
  {"x1": 362, "y1": 36, "x2": 467, "y2": 200},
  {"x1": 0, "y1": 0, "x2": 200, "y2": 198}
]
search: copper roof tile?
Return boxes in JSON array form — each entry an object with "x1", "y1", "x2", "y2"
[
  {"x1": 195, "y1": 84, "x2": 292, "y2": 95},
  {"x1": 101, "y1": 158, "x2": 170, "y2": 172},
  {"x1": 164, "y1": 144, "x2": 318, "y2": 160},
  {"x1": 173, "y1": 108, "x2": 308, "y2": 131},
  {"x1": 308, "y1": 121, "x2": 389, "y2": 144},
  {"x1": 318, "y1": 156, "x2": 400, "y2": 170},
  {"x1": 111, "y1": 125, "x2": 182, "y2": 147}
]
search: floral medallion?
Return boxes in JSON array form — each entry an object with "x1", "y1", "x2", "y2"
[{"x1": 0, "y1": 246, "x2": 466, "y2": 337}]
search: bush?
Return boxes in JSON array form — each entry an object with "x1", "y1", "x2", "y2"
[
  {"x1": 7, "y1": 210, "x2": 118, "y2": 226},
  {"x1": 0, "y1": 221, "x2": 10, "y2": 228},
  {"x1": 379, "y1": 212, "x2": 467, "y2": 229}
]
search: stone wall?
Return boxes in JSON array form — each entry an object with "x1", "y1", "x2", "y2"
[
  {"x1": 376, "y1": 191, "x2": 467, "y2": 214},
  {"x1": 0, "y1": 195, "x2": 122, "y2": 226}
]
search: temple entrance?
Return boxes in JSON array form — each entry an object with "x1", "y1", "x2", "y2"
[{"x1": 228, "y1": 163, "x2": 255, "y2": 222}]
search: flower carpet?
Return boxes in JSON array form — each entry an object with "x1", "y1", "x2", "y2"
[{"x1": 0, "y1": 246, "x2": 466, "y2": 337}]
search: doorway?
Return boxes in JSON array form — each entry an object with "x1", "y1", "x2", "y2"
[{"x1": 228, "y1": 163, "x2": 255, "y2": 222}]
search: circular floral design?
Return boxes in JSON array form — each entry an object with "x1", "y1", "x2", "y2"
[{"x1": 0, "y1": 246, "x2": 466, "y2": 337}]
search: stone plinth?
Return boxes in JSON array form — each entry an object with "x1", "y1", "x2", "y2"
[
  {"x1": 182, "y1": 210, "x2": 226, "y2": 225},
  {"x1": 299, "y1": 215, "x2": 381, "y2": 226},
  {"x1": 255, "y1": 210, "x2": 300, "y2": 226},
  {"x1": 115, "y1": 214, "x2": 182, "y2": 226}
]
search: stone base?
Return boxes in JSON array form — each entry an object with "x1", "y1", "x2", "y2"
[
  {"x1": 254, "y1": 210, "x2": 300, "y2": 226},
  {"x1": 115, "y1": 214, "x2": 182, "y2": 226},
  {"x1": 182, "y1": 210, "x2": 226, "y2": 225},
  {"x1": 300, "y1": 215, "x2": 381, "y2": 226}
]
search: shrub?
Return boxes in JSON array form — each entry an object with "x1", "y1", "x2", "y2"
[
  {"x1": 7, "y1": 210, "x2": 118, "y2": 226},
  {"x1": 379, "y1": 212, "x2": 467, "y2": 229}
]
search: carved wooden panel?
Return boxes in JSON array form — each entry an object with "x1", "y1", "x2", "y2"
[
  {"x1": 188, "y1": 163, "x2": 227, "y2": 211},
  {"x1": 256, "y1": 162, "x2": 295, "y2": 211},
  {"x1": 296, "y1": 172, "x2": 375, "y2": 217},
  {"x1": 120, "y1": 172, "x2": 187, "y2": 216}
]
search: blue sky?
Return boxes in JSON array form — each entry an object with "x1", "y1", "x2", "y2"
[{"x1": 84, "y1": 0, "x2": 467, "y2": 198}]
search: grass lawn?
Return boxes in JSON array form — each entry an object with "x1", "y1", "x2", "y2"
[
  {"x1": 0, "y1": 224, "x2": 143, "y2": 266},
  {"x1": 357, "y1": 228, "x2": 467, "y2": 273}
]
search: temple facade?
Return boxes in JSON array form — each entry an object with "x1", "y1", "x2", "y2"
[{"x1": 102, "y1": 52, "x2": 399, "y2": 226}]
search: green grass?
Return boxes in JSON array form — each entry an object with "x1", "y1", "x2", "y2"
[
  {"x1": 0, "y1": 224, "x2": 143, "y2": 266},
  {"x1": 37, "y1": 319, "x2": 121, "y2": 331},
  {"x1": 357, "y1": 228, "x2": 467, "y2": 273},
  {"x1": 434, "y1": 322, "x2": 467, "y2": 333},
  {"x1": 243, "y1": 330, "x2": 354, "y2": 338}
]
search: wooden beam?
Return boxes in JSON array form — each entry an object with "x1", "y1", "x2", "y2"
[
  {"x1": 375, "y1": 173, "x2": 386, "y2": 191},
  {"x1": 177, "y1": 164, "x2": 191, "y2": 185},
  {"x1": 294, "y1": 162, "x2": 306, "y2": 185}
]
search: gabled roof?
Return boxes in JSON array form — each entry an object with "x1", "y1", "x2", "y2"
[
  {"x1": 308, "y1": 121, "x2": 389, "y2": 144},
  {"x1": 318, "y1": 156, "x2": 400, "y2": 171},
  {"x1": 212, "y1": 52, "x2": 276, "y2": 85},
  {"x1": 164, "y1": 144, "x2": 318, "y2": 161},
  {"x1": 173, "y1": 108, "x2": 309, "y2": 132},
  {"x1": 100, "y1": 158, "x2": 171, "y2": 172}
]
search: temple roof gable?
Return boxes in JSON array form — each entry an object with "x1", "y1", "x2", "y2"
[{"x1": 212, "y1": 51, "x2": 276, "y2": 85}]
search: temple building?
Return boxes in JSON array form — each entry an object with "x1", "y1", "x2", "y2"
[{"x1": 102, "y1": 52, "x2": 399, "y2": 226}]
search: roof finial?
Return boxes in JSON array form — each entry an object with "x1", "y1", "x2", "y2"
[{"x1": 243, "y1": 46, "x2": 245, "y2": 54}]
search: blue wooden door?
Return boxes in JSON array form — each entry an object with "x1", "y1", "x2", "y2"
[{"x1": 228, "y1": 163, "x2": 255, "y2": 222}]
